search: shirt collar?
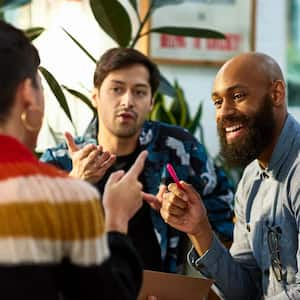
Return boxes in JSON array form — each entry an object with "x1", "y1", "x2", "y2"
[{"x1": 255, "y1": 114, "x2": 296, "y2": 179}]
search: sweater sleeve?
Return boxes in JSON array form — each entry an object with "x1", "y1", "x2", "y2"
[{"x1": 60, "y1": 232, "x2": 142, "y2": 300}]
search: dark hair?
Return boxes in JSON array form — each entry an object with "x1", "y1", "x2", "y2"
[
  {"x1": 93, "y1": 48, "x2": 160, "y2": 96},
  {"x1": 0, "y1": 20, "x2": 40, "y2": 123}
]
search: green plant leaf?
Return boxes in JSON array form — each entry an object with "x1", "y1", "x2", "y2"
[
  {"x1": 62, "y1": 85, "x2": 97, "y2": 116},
  {"x1": 39, "y1": 66, "x2": 74, "y2": 125},
  {"x1": 170, "y1": 81, "x2": 188, "y2": 127},
  {"x1": 129, "y1": 0, "x2": 137, "y2": 12},
  {"x1": 62, "y1": 28, "x2": 97, "y2": 63},
  {"x1": 24, "y1": 27, "x2": 44, "y2": 41},
  {"x1": 90, "y1": 0, "x2": 132, "y2": 47},
  {"x1": 150, "y1": 101, "x2": 176, "y2": 124},
  {"x1": 0, "y1": 0, "x2": 31, "y2": 12},
  {"x1": 158, "y1": 74, "x2": 176, "y2": 97},
  {"x1": 188, "y1": 101, "x2": 203, "y2": 135},
  {"x1": 146, "y1": 26, "x2": 225, "y2": 39}
]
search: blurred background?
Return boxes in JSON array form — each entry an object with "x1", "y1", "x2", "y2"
[{"x1": 1, "y1": 0, "x2": 296, "y2": 183}]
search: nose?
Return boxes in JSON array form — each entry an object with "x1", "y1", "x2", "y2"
[
  {"x1": 217, "y1": 98, "x2": 236, "y2": 120},
  {"x1": 120, "y1": 90, "x2": 134, "y2": 108}
]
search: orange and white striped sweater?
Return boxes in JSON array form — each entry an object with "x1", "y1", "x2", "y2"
[{"x1": 0, "y1": 134, "x2": 142, "y2": 300}]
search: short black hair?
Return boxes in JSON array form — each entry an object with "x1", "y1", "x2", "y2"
[
  {"x1": 0, "y1": 20, "x2": 40, "y2": 123},
  {"x1": 93, "y1": 48, "x2": 160, "y2": 96}
]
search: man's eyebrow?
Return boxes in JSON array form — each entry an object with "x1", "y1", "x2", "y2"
[
  {"x1": 211, "y1": 84, "x2": 248, "y2": 98},
  {"x1": 110, "y1": 80, "x2": 149, "y2": 88}
]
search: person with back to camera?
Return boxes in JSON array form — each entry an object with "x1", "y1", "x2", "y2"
[
  {"x1": 0, "y1": 20, "x2": 149, "y2": 300},
  {"x1": 41, "y1": 47, "x2": 235, "y2": 273},
  {"x1": 158, "y1": 52, "x2": 300, "y2": 299}
]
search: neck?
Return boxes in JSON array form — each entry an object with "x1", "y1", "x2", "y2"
[
  {"x1": 98, "y1": 129, "x2": 140, "y2": 156},
  {"x1": 258, "y1": 112, "x2": 287, "y2": 169}
]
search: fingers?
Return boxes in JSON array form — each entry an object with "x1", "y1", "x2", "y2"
[
  {"x1": 125, "y1": 150, "x2": 148, "y2": 179},
  {"x1": 64, "y1": 131, "x2": 78, "y2": 153},
  {"x1": 106, "y1": 170, "x2": 125, "y2": 185},
  {"x1": 143, "y1": 192, "x2": 161, "y2": 210},
  {"x1": 157, "y1": 184, "x2": 167, "y2": 203}
]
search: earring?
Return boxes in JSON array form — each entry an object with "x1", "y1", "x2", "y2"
[{"x1": 21, "y1": 107, "x2": 44, "y2": 132}]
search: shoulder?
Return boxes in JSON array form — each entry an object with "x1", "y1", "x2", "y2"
[{"x1": 141, "y1": 121, "x2": 199, "y2": 145}]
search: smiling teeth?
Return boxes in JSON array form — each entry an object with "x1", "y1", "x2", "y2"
[{"x1": 225, "y1": 124, "x2": 242, "y2": 132}]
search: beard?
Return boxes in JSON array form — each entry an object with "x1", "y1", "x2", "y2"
[
  {"x1": 111, "y1": 108, "x2": 143, "y2": 138},
  {"x1": 217, "y1": 94, "x2": 276, "y2": 168}
]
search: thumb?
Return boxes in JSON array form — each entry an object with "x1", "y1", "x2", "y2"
[
  {"x1": 143, "y1": 192, "x2": 161, "y2": 210},
  {"x1": 181, "y1": 181, "x2": 202, "y2": 204},
  {"x1": 64, "y1": 131, "x2": 79, "y2": 154},
  {"x1": 106, "y1": 170, "x2": 125, "y2": 186},
  {"x1": 125, "y1": 150, "x2": 148, "y2": 179}
]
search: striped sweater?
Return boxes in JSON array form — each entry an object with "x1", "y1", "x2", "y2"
[{"x1": 0, "y1": 134, "x2": 142, "y2": 300}]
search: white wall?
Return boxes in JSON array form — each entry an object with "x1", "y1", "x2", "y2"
[{"x1": 22, "y1": 0, "x2": 288, "y2": 155}]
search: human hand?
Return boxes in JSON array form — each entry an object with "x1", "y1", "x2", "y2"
[
  {"x1": 147, "y1": 297, "x2": 157, "y2": 300},
  {"x1": 65, "y1": 131, "x2": 116, "y2": 183},
  {"x1": 160, "y1": 181, "x2": 210, "y2": 235},
  {"x1": 102, "y1": 150, "x2": 148, "y2": 234},
  {"x1": 143, "y1": 184, "x2": 167, "y2": 211}
]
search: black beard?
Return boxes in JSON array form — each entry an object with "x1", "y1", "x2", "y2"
[{"x1": 217, "y1": 95, "x2": 276, "y2": 168}]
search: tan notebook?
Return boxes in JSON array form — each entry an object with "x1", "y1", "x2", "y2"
[{"x1": 138, "y1": 270, "x2": 212, "y2": 300}]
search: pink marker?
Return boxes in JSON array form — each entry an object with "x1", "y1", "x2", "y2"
[{"x1": 166, "y1": 163, "x2": 183, "y2": 189}]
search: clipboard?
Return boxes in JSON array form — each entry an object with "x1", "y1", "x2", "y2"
[{"x1": 138, "y1": 270, "x2": 213, "y2": 300}]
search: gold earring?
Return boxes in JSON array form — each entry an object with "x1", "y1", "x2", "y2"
[{"x1": 21, "y1": 107, "x2": 43, "y2": 132}]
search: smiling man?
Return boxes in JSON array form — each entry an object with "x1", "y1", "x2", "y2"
[
  {"x1": 159, "y1": 52, "x2": 300, "y2": 299},
  {"x1": 41, "y1": 48, "x2": 234, "y2": 273}
]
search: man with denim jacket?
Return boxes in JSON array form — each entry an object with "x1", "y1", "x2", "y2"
[
  {"x1": 41, "y1": 47, "x2": 234, "y2": 273},
  {"x1": 159, "y1": 52, "x2": 300, "y2": 299}
]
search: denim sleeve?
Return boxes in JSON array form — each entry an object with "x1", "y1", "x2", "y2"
[
  {"x1": 40, "y1": 146, "x2": 73, "y2": 172},
  {"x1": 187, "y1": 191, "x2": 262, "y2": 299}
]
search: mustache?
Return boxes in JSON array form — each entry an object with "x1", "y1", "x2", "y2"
[
  {"x1": 115, "y1": 108, "x2": 138, "y2": 118},
  {"x1": 217, "y1": 114, "x2": 249, "y2": 129}
]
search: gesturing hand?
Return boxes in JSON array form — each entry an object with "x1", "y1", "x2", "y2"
[
  {"x1": 65, "y1": 132, "x2": 116, "y2": 183},
  {"x1": 103, "y1": 150, "x2": 148, "y2": 234},
  {"x1": 160, "y1": 182, "x2": 210, "y2": 235}
]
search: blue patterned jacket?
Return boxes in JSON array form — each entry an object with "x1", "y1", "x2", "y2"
[{"x1": 41, "y1": 119, "x2": 234, "y2": 272}]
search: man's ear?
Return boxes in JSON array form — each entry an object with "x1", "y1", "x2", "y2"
[
  {"x1": 271, "y1": 80, "x2": 285, "y2": 107},
  {"x1": 91, "y1": 88, "x2": 98, "y2": 108},
  {"x1": 150, "y1": 97, "x2": 155, "y2": 110}
]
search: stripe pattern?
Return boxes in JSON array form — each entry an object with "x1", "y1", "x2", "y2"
[{"x1": 0, "y1": 134, "x2": 109, "y2": 267}]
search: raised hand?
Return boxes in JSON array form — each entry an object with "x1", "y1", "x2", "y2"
[
  {"x1": 102, "y1": 150, "x2": 148, "y2": 233},
  {"x1": 65, "y1": 131, "x2": 116, "y2": 183},
  {"x1": 160, "y1": 181, "x2": 210, "y2": 235}
]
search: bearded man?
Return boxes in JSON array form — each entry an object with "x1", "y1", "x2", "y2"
[{"x1": 158, "y1": 52, "x2": 300, "y2": 299}]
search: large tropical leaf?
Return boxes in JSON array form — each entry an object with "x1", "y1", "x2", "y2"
[
  {"x1": 150, "y1": 101, "x2": 176, "y2": 124},
  {"x1": 62, "y1": 85, "x2": 97, "y2": 116},
  {"x1": 128, "y1": 0, "x2": 137, "y2": 12},
  {"x1": 158, "y1": 74, "x2": 176, "y2": 97},
  {"x1": 146, "y1": 26, "x2": 225, "y2": 39},
  {"x1": 188, "y1": 102, "x2": 203, "y2": 135},
  {"x1": 0, "y1": 0, "x2": 31, "y2": 12},
  {"x1": 170, "y1": 81, "x2": 188, "y2": 127},
  {"x1": 62, "y1": 28, "x2": 96, "y2": 63},
  {"x1": 39, "y1": 66, "x2": 74, "y2": 125},
  {"x1": 90, "y1": 0, "x2": 132, "y2": 47},
  {"x1": 24, "y1": 27, "x2": 44, "y2": 41}
]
